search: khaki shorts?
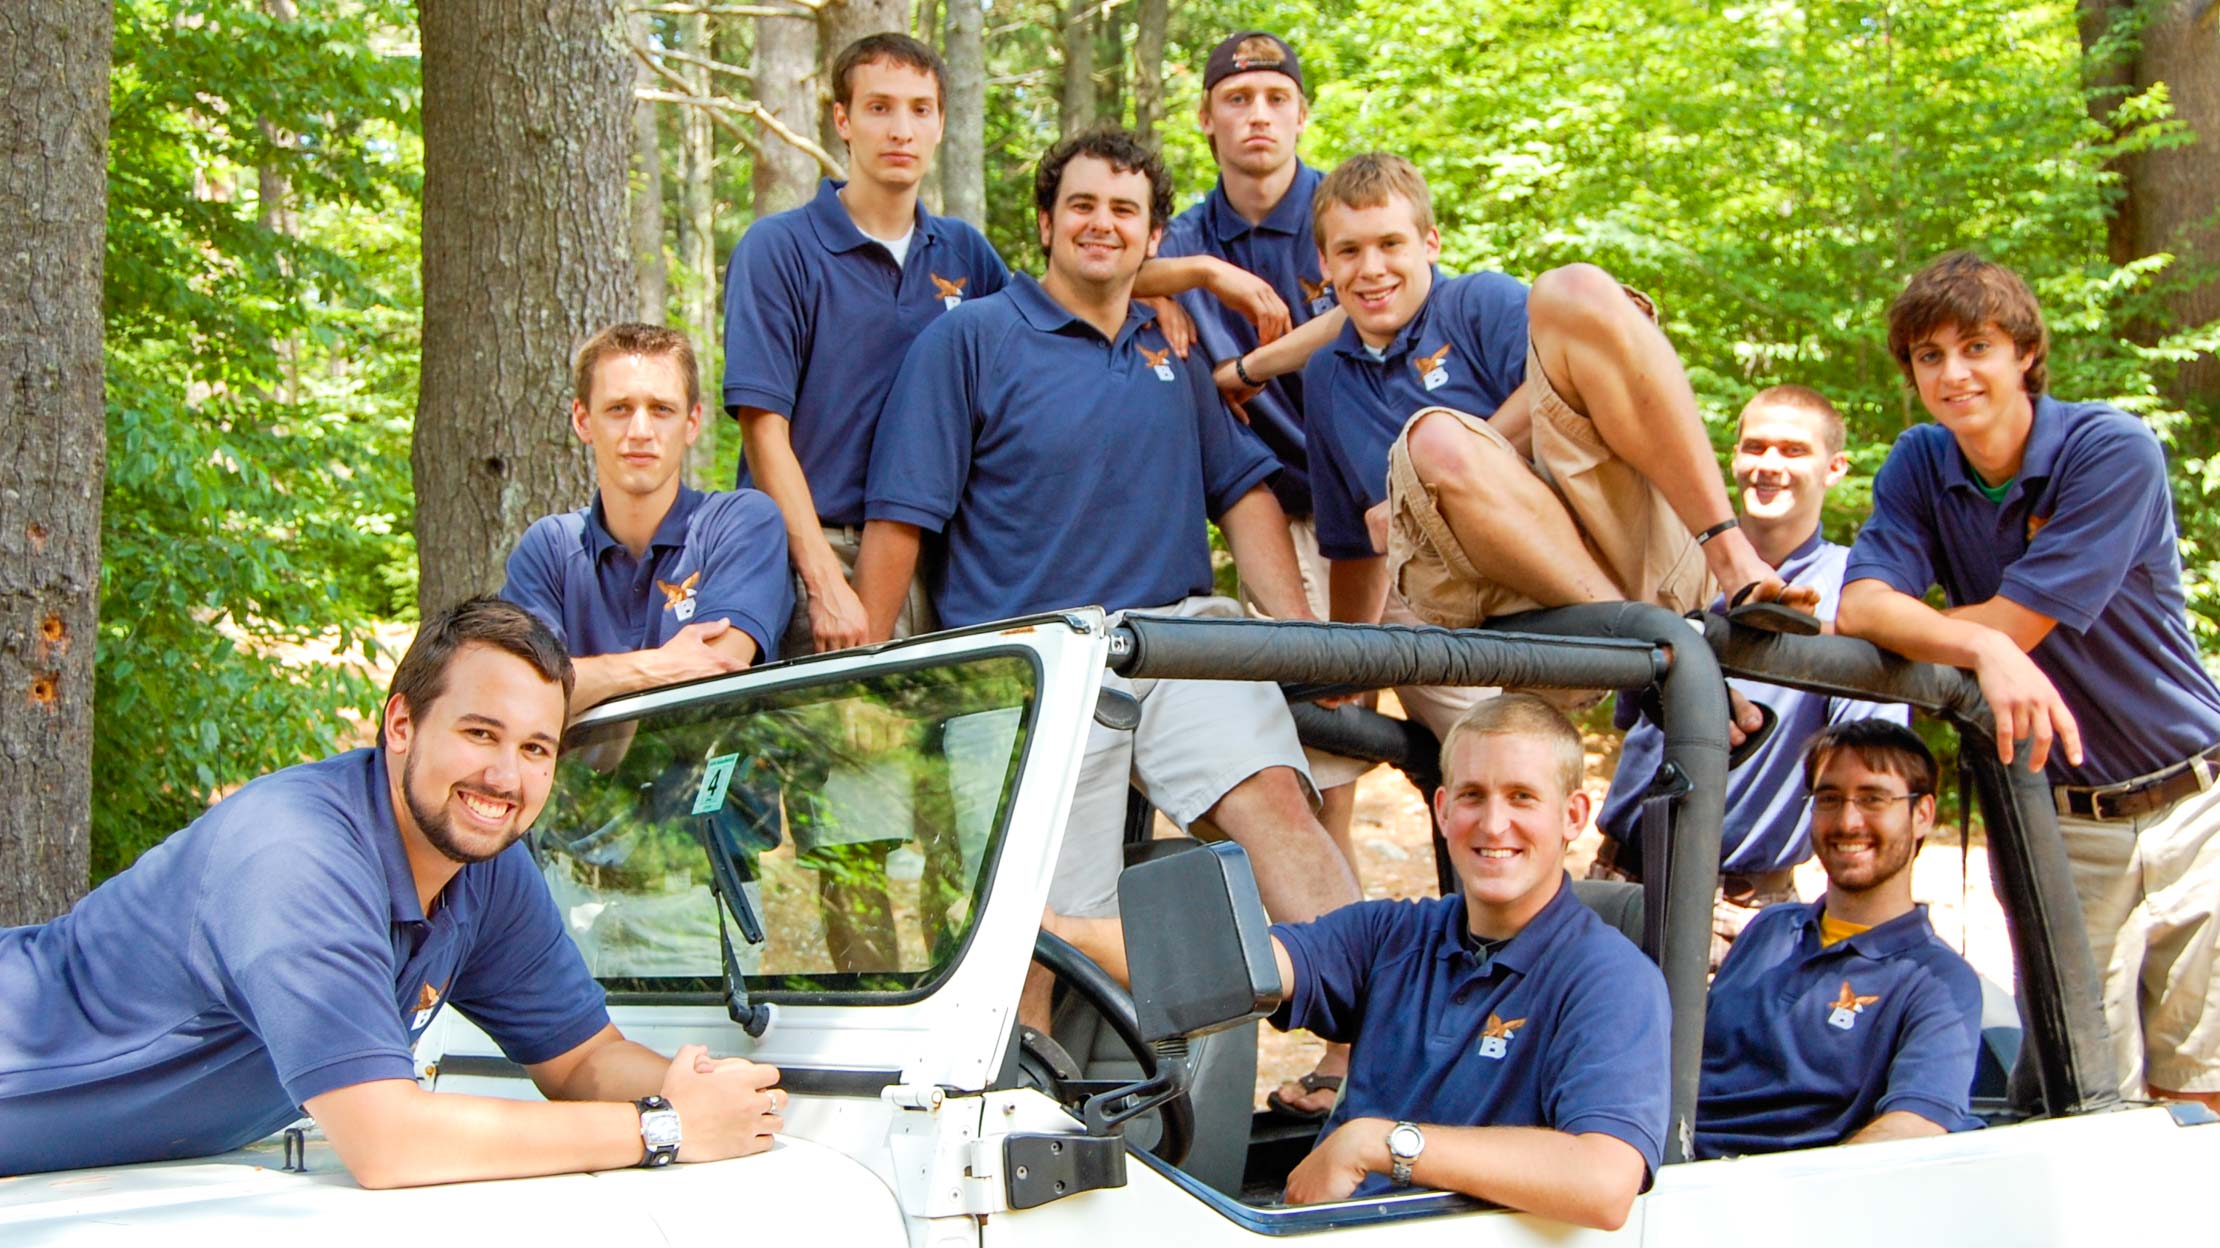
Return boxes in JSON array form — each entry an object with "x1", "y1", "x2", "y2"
[
  {"x1": 1384, "y1": 351, "x2": 1713, "y2": 630},
  {"x1": 782, "y1": 523, "x2": 934, "y2": 659},
  {"x1": 2060, "y1": 778, "x2": 2220, "y2": 1095},
  {"x1": 1051, "y1": 595, "x2": 1317, "y2": 918}
]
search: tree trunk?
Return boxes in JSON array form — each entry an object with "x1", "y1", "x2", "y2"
[
  {"x1": 1060, "y1": 0, "x2": 1097, "y2": 136},
  {"x1": 754, "y1": 4, "x2": 821, "y2": 216},
  {"x1": 942, "y1": 0, "x2": 987, "y2": 228},
  {"x1": 1132, "y1": 0, "x2": 1169, "y2": 144},
  {"x1": 0, "y1": 0, "x2": 110, "y2": 923},
  {"x1": 817, "y1": 0, "x2": 911, "y2": 153},
  {"x1": 2081, "y1": 0, "x2": 2220, "y2": 402},
  {"x1": 1095, "y1": 0, "x2": 1127, "y2": 127},
  {"x1": 678, "y1": 9, "x2": 721, "y2": 488},
  {"x1": 415, "y1": 0, "x2": 636, "y2": 616},
  {"x1": 629, "y1": 10, "x2": 671, "y2": 323},
  {"x1": 259, "y1": 0, "x2": 300, "y2": 403}
]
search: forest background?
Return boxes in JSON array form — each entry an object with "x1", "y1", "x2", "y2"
[{"x1": 2, "y1": 0, "x2": 2216, "y2": 920}]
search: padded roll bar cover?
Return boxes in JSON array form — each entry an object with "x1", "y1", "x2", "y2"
[
  {"x1": 1118, "y1": 841, "x2": 1283, "y2": 1044},
  {"x1": 1111, "y1": 616, "x2": 1665, "y2": 692}
]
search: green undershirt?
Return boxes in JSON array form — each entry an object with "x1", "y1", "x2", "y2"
[{"x1": 1971, "y1": 472, "x2": 2013, "y2": 503}]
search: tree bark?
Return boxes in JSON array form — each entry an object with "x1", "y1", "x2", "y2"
[
  {"x1": 1060, "y1": 0, "x2": 1097, "y2": 136},
  {"x1": 817, "y1": 0, "x2": 910, "y2": 153},
  {"x1": 754, "y1": 3, "x2": 821, "y2": 216},
  {"x1": 630, "y1": 11, "x2": 672, "y2": 323},
  {"x1": 678, "y1": 9, "x2": 721, "y2": 488},
  {"x1": 1132, "y1": 0, "x2": 1169, "y2": 144},
  {"x1": 0, "y1": 0, "x2": 110, "y2": 923},
  {"x1": 942, "y1": 0, "x2": 987, "y2": 227},
  {"x1": 1095, "y1": 0, "x2": 1127, "y2": 127},
  {"x1": 415, "y1": 0, "x2": 637, "y2": 616}
]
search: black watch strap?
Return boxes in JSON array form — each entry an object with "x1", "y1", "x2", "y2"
[{"x1": 635, "y1": 1094, "x2": 681, "y2": 1168}]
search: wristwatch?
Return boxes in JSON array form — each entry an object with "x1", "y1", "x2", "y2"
[
  {"x1": 635, "y1": 1095, "x2": 682, "y2": 1168},
  {"x1": 1386, "y1": 1120, "x2": 1425, "y2": 1187}
]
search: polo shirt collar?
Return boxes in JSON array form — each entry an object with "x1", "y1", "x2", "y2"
[
  {"x1": 1781, "y1": 527, "x2": 1826, "y2": 566},
  {"x1": 584, "y1": 487, "x2": 706, "y2": 560},
  {"x1": 1204, "y1": 162, "x2": 1320, "y2": 243},
  {"x1": 363, "y1": 747, "x2": 427, "y2": 927},
  {"x1": 1433, "y1": 871, "x2": 1584, "y2": 974},
  {"x1": 1798, "y1": 900, "x2": 1937, "y2": 961},
  {"x1": 803, "y1": 177, "x2": 940, "y2": 256},
  {"x1": 1330, "y1": 265, "x2": 1447, "y2": 363},
  {"x1": 1946, "y1": 392, "x2": 2065, "y2": 503},
  {"x1": 1004, "y1": 271, "x2": 1156, "y2": 345}
]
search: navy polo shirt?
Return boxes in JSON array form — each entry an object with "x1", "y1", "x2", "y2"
[
  {"x1": 1156, "y1": 162, "x2": 1336, "y2": 518},
  {"x1": 864, "y1": 273, "x2": 1279, "y2": 628},
  {"x1": 1696, "y1": 901, "x2": 1983, "y2": 1158},
  {"x1": 1845, "y1": 396, "x2": 2220, "y2": 786},
  {"x1": 1301, "y1": 269, "x2": 1529, "y2": 559},
  {"x1": 1600, "y1": 535, "x2": 1910, "y2": 872},
  {"x1": 502, "y1": 485, "x2": 793, "y2": 663},
  {"x1": 0, "y1": 749, "x2": 609, "y2": 1175},
  {"x1": 1271, "y1": 876, "x2": 1670, "y2": 1198},
  {"x1": 721, "y1": 177, "x2": 1010, "y2": 526}
]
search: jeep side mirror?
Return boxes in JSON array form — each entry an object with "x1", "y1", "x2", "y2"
[{"x1": 1118, "y1": 840, "x2": 1282, "y2": 1043}]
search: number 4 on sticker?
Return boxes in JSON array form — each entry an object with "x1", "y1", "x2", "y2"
[{"x1": 693, "y1": 752, "x2": 740, "y2": 815}]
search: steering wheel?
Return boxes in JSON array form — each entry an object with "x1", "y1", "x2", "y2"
[{"x1": 1029, "y1": 930, "x2": 1196, "y2": 1167}]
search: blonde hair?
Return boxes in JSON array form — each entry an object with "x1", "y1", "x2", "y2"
[{"x1": 1437, "y1": 693, "x2": 1585, "y2": 797}]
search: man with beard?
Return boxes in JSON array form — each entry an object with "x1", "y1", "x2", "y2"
[
  {"x1": 0, "y1": 598, "x2": 788, "y2": 1184},
  {"x1": 1694, "y1": 720, "x2": 1984, "y2": 1157}
]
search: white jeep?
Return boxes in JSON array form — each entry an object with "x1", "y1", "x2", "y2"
[{"x1": 5, "y1": 605, "x2": 2214, "y2": 1244}]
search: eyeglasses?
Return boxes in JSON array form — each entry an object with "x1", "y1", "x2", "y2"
[{"x1": 1808, "y1": 792, "x2": 1924, "y2": 816}]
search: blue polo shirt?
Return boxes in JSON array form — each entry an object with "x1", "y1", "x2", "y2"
[
  {"x1": 864, "y1": 273, "x2": 1280, "y2": 628},
  {"x1": 1696, "y1": 901, "x2": 1983, "y2": 1158},
  {"x1": 721, "y1": 178, "x2": 1010, "y2": 526},
  {"x1": 1156, "y1": 162, "x2": 1336, "y2": 518},
  {"x1": 502, "y1": 486, "x2": 792, "y2": 663},
  {"x1": 1600, "y1": 535, "x2": 1910, "y2": 872},
  {"x1": 1844, "y1": 396, "x2": 2220, "y2": 787},
  {"x1": 1271, "y1": 876, "x2": 1670, "y2": 1198},
  {"x1": 0, "y1": 749, "x2": 609, "y2": 1175},
  {"x1": 1301, "y1": 270, "x2": 1529, "y2": 559}
]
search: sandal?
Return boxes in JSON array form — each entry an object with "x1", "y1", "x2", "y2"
[
  {"x1": 1265, "y1": 1072, "x2": 1343, "y2": 1122},
  {"x1": 1722, "y1": 581, "x2": 1822, "y2": 636},
  {"x1": 1637, "y1": 686, "x2": 1778, "y2": 770}
]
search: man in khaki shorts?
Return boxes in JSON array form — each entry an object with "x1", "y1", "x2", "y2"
[{"x1": 1296, "y1": 154, "x2": 1817, "y2": 737}]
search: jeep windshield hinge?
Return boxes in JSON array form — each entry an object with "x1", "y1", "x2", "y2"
[{"x1": 1002, "y1": 1133, "x2": 1127, "y2": 1210}]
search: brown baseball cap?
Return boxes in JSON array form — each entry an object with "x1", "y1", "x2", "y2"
[{"x1": 1203, "y1": 31, "x2": 1304, "y2": 95}]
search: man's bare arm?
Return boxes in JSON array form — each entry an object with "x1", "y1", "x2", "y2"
[
  {"x1": 1941, "y1": 594, "x2": 2059, "y2": 652},
  {"x1": 1328, "y1": 556, "x2": 1388, "y2": 625},
  {"x1": 1226, "y1": 308, "x2": 1345, "y2": 381},
  {"x1": 1218, "y1": 488, "x2": 1313, "y2": 622},
  {"x1": 1835, "y1": 579, "x2": 2081, "y2": 772},
  {"x1": 568, "y1": 620, "x2": 755, "y2": 716},
  {"x1": 852, "y1": 519, "x2": 923, "y2": 643},
  {"x1": 1134, "y1": 256, "x2": 1292, "y2": 344},
  {"x1": 736, "y1": 406, "x2": 870, "y2": 653},
  {"x1": 1285, "y1": 1118, "x2": 1646, "y2": 1231},
  {"x1": 1844, "y1": 1109, "x2": 1949, "y2": 1146}
]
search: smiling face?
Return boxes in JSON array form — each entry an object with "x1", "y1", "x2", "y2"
[
  {"x1": 1198, "y1": 69, "x2": 1306, "y2": 179},
  {"x1": 385, "y1": 643, "x2": 566, "y2": 867},
  {"x1": 1434, "y1": 732, "x2": 1588, "y2": 938},
  {"x1": 1808, "y1": 748, "x2": 1930, "y2": 899},
  {"x1": 1316, "y1": 192, "x2": 1439, "y2": 349},
  {"x1": 833, "y1": 57, "x2": 944, "y2": 194},
  {"x1": 1037, "y1": 154, "x2": 1162, "y2": 294},
  {"x1": 572, "y1": 350, "x2": 699, "y2": 505},
  {"x1": 1732, "y1": 400, "x2": 1846, "y2": 538},
  {"x1": 1909, "y1": 320, "x2": 2036, "y2": 470}
]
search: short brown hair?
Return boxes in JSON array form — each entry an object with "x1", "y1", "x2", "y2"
[
  {"x1": 1801, "y1": 719, "x2": 1937, "y2": 798},
  {"x1": 1885, "y1": 251, "x2": 2050, "y2": 396},
  {"x1": 1437, "y1": 693, "x2": 1585, "y2": 798},
  {"x1": 383, "y1": 596, "x2": 576, "y2": 735},
  {"x1": 1741, "y1": 384, "x2": 1846, "y2": 455},
  {"x1": 572, "y1": 322, "x2": 699, "y2": 413},
  {"x1": 1033, "y1": 128, "x2": 1175, "y2": 230},
  {"x1": 831, "y1": 32, "x2": 946, "y2": 111},
  {"x1": 1312, "y1": 152, "x2": 1435, "y2": 249}
]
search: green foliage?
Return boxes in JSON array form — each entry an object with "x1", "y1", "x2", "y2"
[{"x1": 96, "y1": 0, "x2": 421, "y2": 875}]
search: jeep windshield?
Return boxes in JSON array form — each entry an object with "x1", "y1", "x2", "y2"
[{"x1": 531, "y1": 649, "x2": 1038, "y2": 1001}]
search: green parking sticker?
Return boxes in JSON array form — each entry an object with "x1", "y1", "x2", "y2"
[{"x1": 693, "y1": 752, "x2": 739, "y2": 815}]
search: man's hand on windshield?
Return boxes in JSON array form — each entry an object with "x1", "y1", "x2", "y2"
[
  {"x1": 656, "y1": 620, "x2": 753, "y2": 683},
  {"x1": 1971, "y1": 632, "x2": 2083, "y2": 772},
  {"x1": 662, "y1": 1043, "x2": 783, "y2": 1163},
  {"x1": 1285, "y1": 1117, "x2": 1390, "y2": 1205}
]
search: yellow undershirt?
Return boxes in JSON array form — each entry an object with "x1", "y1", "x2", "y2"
[{"x1": 1819, "y1": 912, "x2": 1873, "y2": 948}]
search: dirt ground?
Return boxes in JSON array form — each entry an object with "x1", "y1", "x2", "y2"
[{"x1": 1253, "y1": 693, "x2": 2014, "y2": 1108}]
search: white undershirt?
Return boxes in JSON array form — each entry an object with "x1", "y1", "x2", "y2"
[
  {"x1": 870, "y1": 225, "x2": 917, "y2": 268},
  {"x1": 1363, "y1": 341, "x2": 1389, "y2": 361}
]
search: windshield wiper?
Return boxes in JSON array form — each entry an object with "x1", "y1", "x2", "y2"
[{"x1": 695, "y1": 821, "x2": 773, "y2": 1037}]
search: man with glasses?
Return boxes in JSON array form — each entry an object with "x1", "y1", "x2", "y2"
[{"x1": 1694, "y1": 720, "x2": 1984, "y2": 1157}]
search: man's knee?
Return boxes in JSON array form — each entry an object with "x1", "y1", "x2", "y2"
[
  {"x1": 1210, "y1": 764, "x2": 1316, "y2": 831},
  {"x1": 1529, "y1": 262, "x2": 1640, "y2": 345},
  {"x1": 1404, "y1": 409, "x2": 1504, "y2": 492}
]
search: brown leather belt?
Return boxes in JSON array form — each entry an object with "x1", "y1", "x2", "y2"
[{"x1": 2053, "y1": 747, "x2": 2220, "y2": 823}]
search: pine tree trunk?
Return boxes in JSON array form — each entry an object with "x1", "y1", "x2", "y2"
[
  {"x1": 678, "y1": 9, "x2": 720, "y2": 487},
  {"x1": 942, "y1": 0, "x2": 987, "y2": 228},
  {"x1": 1132, "y1": 0, "x2": 1169, "y2": 144},
  {"x1": 629, "y1": 10, "x2": 671, "y2": 323},
  {"x1": 1060, "y1": 0, "x2": 1097, "y2": 136},
  {"x1": 754, "y1": 4, "x2": 821, "y2": 217},
  {"x1": 0, "y1": 0, "x2": 110, "y2": 923},
  {"x1": 817, "y1": 0, "x2": 911, "y2": 153},
  {"x1": 415, "y1": 0, "x2": 637, "y2": 617}
]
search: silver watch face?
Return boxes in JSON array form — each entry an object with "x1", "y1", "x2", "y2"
[
  {"x1": 641, "y1": 1108, "x2": 683, "y2": 1150},
  {"x1": 1387, "y1": 1122, "x2": 1424, "y2": 1160}
]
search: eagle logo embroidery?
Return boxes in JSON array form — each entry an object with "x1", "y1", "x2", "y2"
[
  {"x1": 932, "y1": 273, "x2": 967, "y2": 310},
  {"x1": 1414, "y1": 343, "x2": 1453, "y2": 391},
  {"x1": 1827, "y1": 980, "x2": 1881, "y2": 1031},
  {"x1": 410, "y1": 981, "x2": 445, "y2": 1031},
  {"x1": 657, "y1": 571, "x2": 700, "y2": 622},
  {"x1": 1478, "y1": 1012, "x2": 1527, "y2": 1059},
  {"x1": 1299, "y1": 275, "x2": 1335, "y2": 315},
  {"x1": 1141, "y1": 344, "x2": 1177, "y2": 382}
]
